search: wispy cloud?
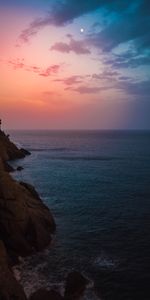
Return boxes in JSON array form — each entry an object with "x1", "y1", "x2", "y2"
[
  {"x1": 66, "y1": 85, "x2": 104, "y2": 94},
  {"x1": 54, "y1": 75, "x2": 84, "y2": 85},
  {"x1": 8, "y1": 59, "x2": 62, "y2": 77},
  {"x1": 92, "y1": 70, "x2": 119, "y2": 80},
  {"x1": 39, "y1": 65, "x2": 61, "y2": 77},
  {"x1": 104, "y1": 51, "x2": 150, "y2": 69}
]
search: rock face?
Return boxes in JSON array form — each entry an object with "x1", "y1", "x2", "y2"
[
  {"x1": 0, "y1": 130, "x2": 55, "y2": 259},
  {"x1": 0, "y1": 129, "x2": 56, "y2": 299},
  {"x1": 0, "y1": 240, "x2": 27, "y2": 300},
  {"x1": 0, "y1": 166, "x2": 56, "y2": 259},
  {"x1": 0, "y1": 130, "x2": 30, "y2": 162}
]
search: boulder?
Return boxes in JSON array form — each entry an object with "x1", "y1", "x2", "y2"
[{"x1": 64, "y1": 271, "x2": 89, "y2": 300}]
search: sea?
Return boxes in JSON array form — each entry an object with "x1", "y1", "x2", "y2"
[{"x1": 8, "y1": 130, "x2": 150, "y2": 300}]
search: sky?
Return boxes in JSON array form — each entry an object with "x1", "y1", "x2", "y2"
[{"x1": 0, "y1": 0, "x2": 150, "y2": 129}]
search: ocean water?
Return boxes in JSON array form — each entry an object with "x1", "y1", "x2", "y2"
[{"x1": 9, "y1": 130, "x2": 150, "y2": 300}]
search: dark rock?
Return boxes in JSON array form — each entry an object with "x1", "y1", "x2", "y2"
[
  {"x1": 0, "y1": 131, "x2": 30, "y2": 161},
  {"x1": 29, "y1": 289, "x2": 63, "y2": 300},
  {"x1": 0, "y1": 130, "x2": 56, "y2": 299},
  {"x1": 20, "y1": 182, "x2": 41, "y2": 200},
  {"x1": 17, "y1": 166, "x2": 24, "y2": 171},
  {"x1": 0, "y1": 240, "x2": 27, "y2": 300},
  {"x1": 20, "y1": 148, "x2": 31, "y2": 156},
  {"x1": 64, "y1": 272, "x2": 89, "y2": 300},
  {"x1": 0, "y1": 167, "x2": 56, "y2": 258},
  {"x1": 3, "y1": 160, "x2": 15, "y2": 173}
]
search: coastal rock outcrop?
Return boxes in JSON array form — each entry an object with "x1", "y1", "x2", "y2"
[
  {"x1": 0, "y1": 129, "x2": 56, "y2": 299},
  {"x1": 0, "y1": 159, "x2": 55, "y2": 259},
  {"x1": 0, "y1": 130, "x2": 55, "y2": 260},
  {"x1": 0, "y1": 240, "x2": 27, "y2": 300},
  {"x1": 0, "y1": 130, "x2": 31, "y2": 162}
]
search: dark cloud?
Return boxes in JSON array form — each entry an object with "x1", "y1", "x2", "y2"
[
  {"x1": 86, "y1": 12, "x2": 150, "y2": 53},
  {"x1": 51, "y1": 36, "x2": 91, "y2": 55},
  {"x1": 19, "y1": 0, "x2": 103, "y2": 43},
  {"x1": 103, "y1": 50, "x2": 150, "y2": 69},
  {"x1": 117, "y1": 80, "x2": 150, "y2": 98},
  {"x1": 18, "y1": 0, "x2": 132, "y2": 43}
]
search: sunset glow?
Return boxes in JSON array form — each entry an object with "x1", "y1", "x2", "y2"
[{"x1": 0, "y1": 1, "x2": 150, "y2": 129}]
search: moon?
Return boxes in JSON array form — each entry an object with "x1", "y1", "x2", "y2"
[{"x1": 80, "y1": 28, "x2": 84, "y2": 33}]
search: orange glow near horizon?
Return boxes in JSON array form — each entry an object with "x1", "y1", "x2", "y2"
[{"x1": 0, "y1": 5, "x2": 135, "y2": 130}]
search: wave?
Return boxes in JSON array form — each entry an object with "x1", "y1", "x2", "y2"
[
  {"x1": 94, "y1": 253, "x2": 119, "y2": 270},
  {"x1": 13, "y1": 260, "x2": 100, "y2": 300}
]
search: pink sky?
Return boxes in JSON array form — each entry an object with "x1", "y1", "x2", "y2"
[{"x1": 1, "y1": 3, "x2": 148, "y2": 130}]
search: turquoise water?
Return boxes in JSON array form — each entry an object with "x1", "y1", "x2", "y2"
[{"x1": 9, "y1": 130, "x2": 150, "y2": 300}]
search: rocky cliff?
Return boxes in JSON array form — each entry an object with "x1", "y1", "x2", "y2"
[
  {"x1": 0, "y1": 130, "x2": 56, "y2": 299},
  {"x1": 0, "y1": 130, "x2": 89, "y2": 300}
]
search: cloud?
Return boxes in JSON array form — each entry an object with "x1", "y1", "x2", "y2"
[
  {"x1": 8, "y1": 59, "x2": 62, "y2": 77},
  {"x1": 8, "y1": 58, "x2": 25, "y2": 69},
  {"x1": 85, "y1": 1, "x2": 150, "y2": 55},
  {"x1": 103, "y1": 49, "x2": 150, "y2": 70},
  {"x1": 66, "y1": 85, "x2": 104, "y2": 94},
  {"x1": 87, "y1": 18, "x2": 149, "y2": 53},
  {"x1": 117, "y1": 80, "x2": 150, "y2": 98},
  {"x1": 18, "y1": 0, "x2": 133, "y2": 44},
  {"x1": 51, "y1": 36, "x2": 91, "y2": 55},
  {"x1": 54, "y1": 75, "x2": 84, "y2": 85},
  {"x1": 39, "y1": 65, "x2": 61, "y2": 77},
  {"x1": 18, "y1": 0, "x2": 103, "y2": 43},
  {"x1": 92, "y1": 69, "x2": 119, "y2": 80},
  {"x1": 118, "y1": 76, "x2": 131, "y2": 81}
]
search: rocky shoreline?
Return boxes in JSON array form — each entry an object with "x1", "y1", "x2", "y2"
[{"x1": 0, "y1": 130, "x2": 90, "y2": 300}]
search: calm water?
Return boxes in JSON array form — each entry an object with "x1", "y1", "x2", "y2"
[{"x1": 9, "y1": 130, "x2": 150, "y2": 300}]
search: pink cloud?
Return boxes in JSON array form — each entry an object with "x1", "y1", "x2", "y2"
[
  {"x1": 8, "y1": 59, "x2": 62, "y2": 77},
  {"x1": 8, "y1": 59, "x2": 25, "y2": 70},
  {"x1": 39, "y1": 65, "x2": 61, "y2": 77}
]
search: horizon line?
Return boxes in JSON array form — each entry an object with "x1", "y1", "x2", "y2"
[{"x1": 5, "y1": 128, "x2": 150, "y2": 131}]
